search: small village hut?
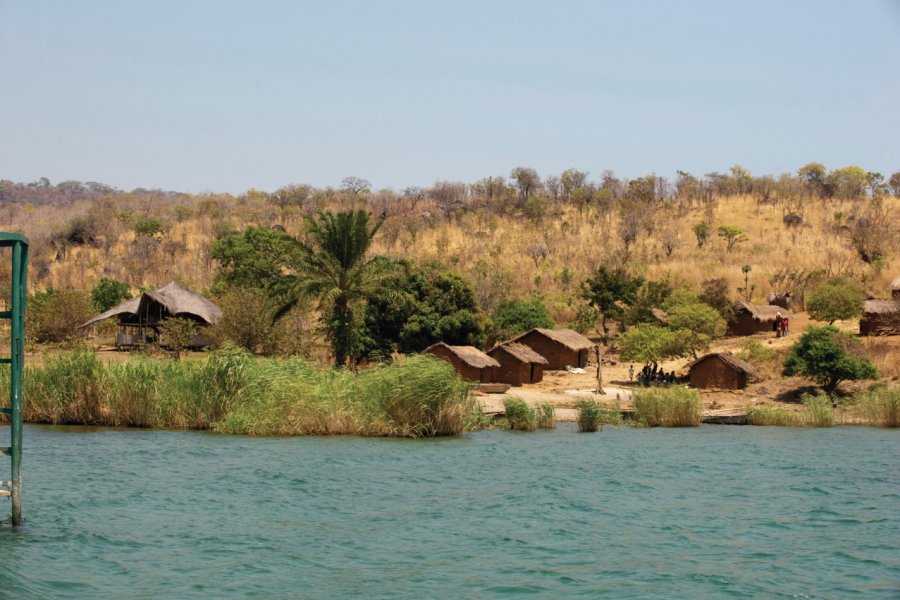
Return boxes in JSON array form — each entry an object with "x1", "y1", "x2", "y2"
[
  {"x1": 79, "y1": 281, "x2": 222, "y2": 349},
  {"x1": 510, "y1": 328, "x2": 595, "y2": 370},
  {"x1": 688, "y1": 353, "x2": 758, "y2": 390},
  {"x1": 423, "y1": 342, "x2": 500, "y2": 383},
  {"x1": 892, "y1": 276, "x2": 900, "y2": 301},
  {"x1": 859, "y1": 300, "x2": 900, "y2": 336},
  {"x1": 766, "y1": 291, "x2": 795, "y2": 311},
  {"x1": 488, "y1": 342, "x2": 549, "y2": 386},
  {"x1": 728, "y1": 301, "x2": 790, "y2": 336}
]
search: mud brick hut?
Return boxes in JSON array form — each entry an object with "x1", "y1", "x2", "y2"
[
  {"x1": 510, "y1": 328, "x2": 595, "y2": 370},
  {"x1": 688, "y1": 353, "x2": 758, "y2": 390},
  {"x1": 728, "y1": 301, "x2": 790, "y2": 336},
  {"x1": 859, "y1": 300, "x2": 900, "y2": 336},
  {"x1": 80, "y1": 281, "x2": 222, "y2": 349},
  {"x1": 766, "y1": 291, "x2": 796, "y2": 311},
  {"x1": 423, "y1": 342, "x2": 500, "y2": 383},
  {"x1": 488, "y1": 342, "x2": 549, "y2": 386}
]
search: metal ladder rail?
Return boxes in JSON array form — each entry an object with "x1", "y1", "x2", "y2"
[{"x1": 0, "y1": 233, "x2": 28, "y2": 526}]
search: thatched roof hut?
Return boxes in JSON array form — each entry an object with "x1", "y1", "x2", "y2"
[
  {"x1": 423, "y1": 342, "x2": 500, "y2": 383},
  {"x1": 688, "y1": 353, "x2": 758, "y2": 390},
  {"x1": 728, "y1": 301, "x2": 790, "y2": 336},
  {"x1": 488, "y1": 342, "x2": 549, "y2": 386},
  {"x1": 80, "y1": 281, "x2": 222, "y2": 348},
  {"x1": 510, "y1": 328, "x2": 595, "y2": 370},
  {"x1": 860, "y1": 299, "x2": 900, "y2": 336}
]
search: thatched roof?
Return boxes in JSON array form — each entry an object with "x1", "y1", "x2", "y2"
[
  {"x1": 688, "y1": 352, "x2": 758, "y2": 379},
  {"x1": 863, "y1": 299, "x2": 900, "y2": 315},
  {"x1": 734, "y1": 301, "x2": 789, "y2": 322},
  {"x1": 489, "y1": 342, "x2": 549, "y2": 365},
  {"x1": 80, "y1": 281, "x2": 222, "y2": 328},
  {"x1": 512, "y1": 328, "x2": 596, "y2": 351},
  {"x1": 424, "y1": 342, "x2": 500, "y2": 369},
  {"x1": 891, "y1": 276, "x2": 900, "y2": 291}
]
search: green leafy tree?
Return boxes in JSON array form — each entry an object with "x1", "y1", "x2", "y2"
[
  {"x1": 798, "y1": 162, "x2": 827, "y2": 198},
  {"x1": 782, "y1": 326, "x2": 878, "y2": 393},
  {"x1": 90, "y1": 277, "x2": 131, "y2": 312},
  {"x1": 826, "y1": 166, "x2": 868, "y2": 199},
  {"x1": 491, "y1": 298, "x2": 554, "y2": 342},
  {"x1": 364, "y1": 261, "x2": 489, "y2": 357},
  {"x1": 580, "y1": 267, "x2": 645, "y2": 340},
  {"x1": 664, "y1": 300, "x2": 727, "y2": 359},
  {"x1": 210, "y1": 226, "x2": 303, "y2": 299},
  {"x1": 805, "y1": 280, "x2": 865, "y2": 324},
  {"x1": 276, "y1": 210, "x2": 390, "y2": 367},
  {"x1": 624, "y1": 278, "x2": 673, "y2": 326},
  {"x1": 717, "y1": 225, "x2": 747, "y2": 252}
]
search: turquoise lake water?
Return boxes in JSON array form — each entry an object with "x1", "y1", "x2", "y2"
[{"x1": 0, "y1": 424, "x2": 897, "y2": 598}]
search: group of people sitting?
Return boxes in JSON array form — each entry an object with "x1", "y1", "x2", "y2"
[{"x1": 631, "y1": 363, "x2": 677, "y2": 386}]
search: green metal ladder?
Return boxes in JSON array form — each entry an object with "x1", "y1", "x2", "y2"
[{"x1": 0, "y1": 233, "x2": 27, "y2": 526}]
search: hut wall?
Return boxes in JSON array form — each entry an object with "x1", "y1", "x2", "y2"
[
  {"x1": 530, "y1": 363, "x2": 544, "y2": 384},
  {"x1": 425, "y1": 346, "x2": 489, "y2": 382},
  {"x1": 516, "y1": 332, "x2": 585, "y2": 370},
  {"x1": 860, "y1": 313, "x2": 900, "y2": 336},
  {"x1": 494, "y1": 360, "x2": 529, "y2": 386},
  {"x1": 689, "y1": 359, "x2": 747, "y2": 390},
  {"x1": 728, "y1": 313, "x2": 772, "y2": 336}
]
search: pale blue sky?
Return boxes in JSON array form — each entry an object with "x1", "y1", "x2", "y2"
[{"x1": 2, "y1": 1, "x2": 899, "y2": 193}]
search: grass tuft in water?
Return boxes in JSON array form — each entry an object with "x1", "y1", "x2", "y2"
[
  {"x1": 503, "y1": 396, "x2": 536, "y2": 431},
  {"x1": 632, "y1": 386, "x2": 702, "y2": 427},
  {"x1": 576, "y1": 399, "x2": 602, "y2": 432},
  {"x1": 535, "y1": 403, "x2": 555, "y2": 429}
]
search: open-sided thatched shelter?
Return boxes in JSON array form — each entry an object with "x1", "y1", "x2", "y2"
[
  {"x1": 728, "y1": 301, "x2": 789, "y2": 336},
  {"x1": 688, "y1": 353, "x2": 758, "y2": 390},
  {"x1": 510, "y1": 328, "x2": 595, "y2": 370},
  {"x1": 80, "y1": 281, "x2": 222, "y2": 349},
  {"x1": 860, "y1": 300, "x2": 900, "y2": 336},
  {"x1": 423, "y1": 342, "x2": 500, "y2": 383},
  {"x1": 488, "y1": 342, "x2": 549, "y2": 386}
]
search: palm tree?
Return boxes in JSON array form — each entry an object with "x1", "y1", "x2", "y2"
[{"x1": 275, "y1": 210, "x2": 390, "y2": 367}]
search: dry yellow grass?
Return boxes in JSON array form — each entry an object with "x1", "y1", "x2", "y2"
[{"x1": 6, "y1": 192, "x2": 898, "y2": 326}]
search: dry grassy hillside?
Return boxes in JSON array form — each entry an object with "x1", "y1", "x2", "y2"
[{"x1": 2, "y1": 190, "x2": 895, "y2": 327}]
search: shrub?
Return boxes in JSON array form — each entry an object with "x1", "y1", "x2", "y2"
[
  {"x1": 802, "y1": 392, "x2": 834, "y2": 427},
  {"x1": 158, "y1": 317, "x2": 199, "y2": 359},
  {"x1": 504, "y1": 396, "x2": 536, "y2": 431},
  {"x1": 28, "y1": 288, "x2": 95, "y2": 343},
  {"x1": 576, "y1": 399, "x2": 602, "y2": 432},
  {"x1": 633, "y1": 387, "x2": 702, "y2": 427},
  {"x1": 133, "y1": 217, "x2": 167, "y2": 238},
  {"x1": 747, "y1": 406, "x2": 801, "y2": 426}
]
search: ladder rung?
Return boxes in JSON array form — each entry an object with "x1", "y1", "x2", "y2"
[
  {"x1": 0, "y1": 407, "x2": 10, "y2": 414},
  {"x1": 0, "y1": 490, "x2": 9, "y2": 497},
  {"x1": 0, "y1": 311, "x2": 10, "y2": 319},
  {"x1": 0, "y1": 447, "x2": 10, "y2": 457},
  {"x1": 0, "y1": 358, "x2": 11, "y2": 364}
]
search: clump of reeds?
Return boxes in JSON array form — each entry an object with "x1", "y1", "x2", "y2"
[
  {"x1": 576, "y1": 399, "x2": 602, "y2": 432},
  {"x1": 503, "y1": 396, "x2": 536, "y2": 431},
  {"x1": 632, "y1": 386, "x2": 702, "y2": 427},
  {"x1": 855, "y1": 386, "x2": 900, "y2": 427},
  {"x1": 535, "y1": 403, "x2": 555, "y2": 429},
  {"x1": 746, "y1": 405, "x2": 801, "y2": 426}
]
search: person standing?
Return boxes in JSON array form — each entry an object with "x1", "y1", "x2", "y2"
[
  {"x1": 782, "y1": 316, "x2": 789, "y2": 336},
  {"x1": 629, "y1": 364, "x2": 634, "y2": 382}
]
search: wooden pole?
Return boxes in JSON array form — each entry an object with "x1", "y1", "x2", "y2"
[{"x1": 595, "y1": 346, "x2": 605, "y2": 395}]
